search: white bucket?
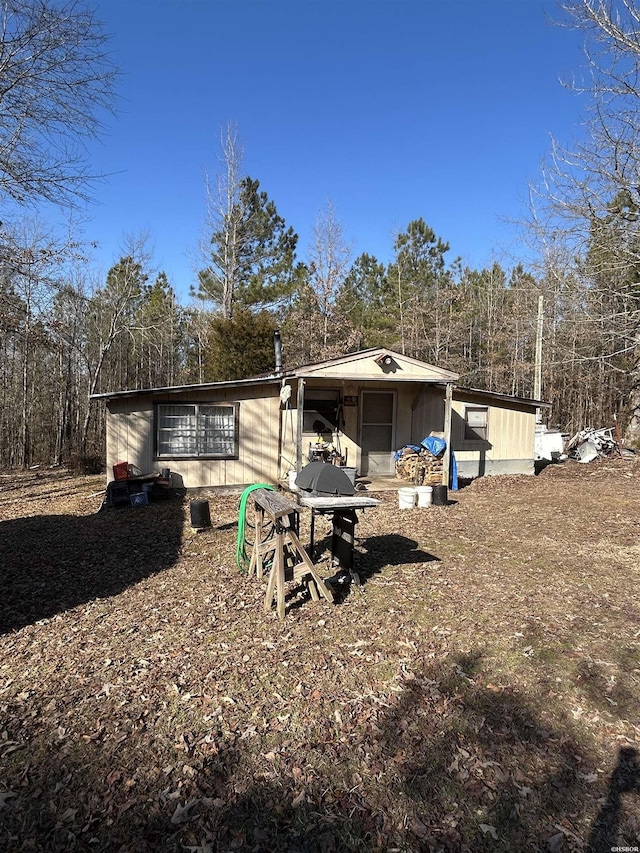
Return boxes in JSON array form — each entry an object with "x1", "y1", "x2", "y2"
[
  {"x1": 415, "y1": 485, "x2": 433, "y2": 507},
  {"x1": 288, "y1": 470, "x2": 299, "y2": 492},
  {"x1": 398, "y1": 487, "x2": 417, "y2": 509}
]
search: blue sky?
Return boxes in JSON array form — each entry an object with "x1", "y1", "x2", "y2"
[{"x1": 73, "y1": 0, "x2": 586, "y2": 301}]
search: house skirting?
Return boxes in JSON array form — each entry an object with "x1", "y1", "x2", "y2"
[{"x1": 455, "y1": 457, "x2": 535, "y2": 479}]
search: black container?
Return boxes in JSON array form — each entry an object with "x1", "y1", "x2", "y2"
[
  {"x1": 432, "y1": 485, "x2": 448, "y2": 506},
  {"x1": 107, "y1": 481, "x2": 130, "y2": 508},
  {"x1": 190, "y1": 499, "x2": 211, "y2": 529},
  {"x1": 161, "y1": 467, "x2": 171, "y2": 480}
]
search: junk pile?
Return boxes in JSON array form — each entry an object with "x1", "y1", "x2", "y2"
[
  {"x1": 566, "y1": 427, "x2": 620, "y2": 463},
  {"x1": 395, "y1": 435, "x2": 446, "y2": 485}
]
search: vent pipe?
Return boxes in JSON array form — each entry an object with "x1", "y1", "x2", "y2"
[{"x1": 274, "y1": 329, "x2": 282, "y2": 374}]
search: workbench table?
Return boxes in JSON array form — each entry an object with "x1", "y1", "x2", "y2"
[
  {"x1": 296, "y1": 494, "x2": 382, "y2": 565},
  {"x1": 248, "y1": 488, "x2": 334, "y2": 620}
]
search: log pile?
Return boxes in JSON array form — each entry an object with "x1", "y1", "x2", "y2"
[{"x1": 395, "y1": 446, "x2": 444, "y2": 485}]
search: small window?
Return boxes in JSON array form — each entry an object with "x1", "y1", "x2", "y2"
[
  {"x1": 303, "y1": 389, "x2": 340, "y2": 433},
  {"x1": 156, "y1": 403, "x2": 238, "y2": 458},
  {"x1": 464, "y1": 406, "x2": 488, "y2": 441}
]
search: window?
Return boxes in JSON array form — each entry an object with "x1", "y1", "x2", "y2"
[
  {"x1": 156, "y1": 403, "x2": 238, "y2": 458},
  {"x1": 303, "y1": 389, "x2": 340, "y2": 434},
  {"x1": 464, "y1": 406, "x2": 488, "y2": 441}
]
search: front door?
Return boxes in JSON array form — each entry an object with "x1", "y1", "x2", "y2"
[{"x1": 360, "y1": 391, "x2": 396, "y2": 475}]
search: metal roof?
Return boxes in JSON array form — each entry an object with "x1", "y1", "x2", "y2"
[
  {"x1": 451, "y1": 384, "x2": 551, "y2": 409},
  {"x1": 90, "y1": 374, "x2": 282, "y2": 401},
  {"x1": 90, "y1": 348, "x2": 547, "y2": 408}
]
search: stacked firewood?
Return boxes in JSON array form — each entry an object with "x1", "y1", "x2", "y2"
[{"x1": 395, "y1": 445, "x2": 444, "y2": 485}]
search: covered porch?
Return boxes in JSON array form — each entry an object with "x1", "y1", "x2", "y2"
[{"x1": 277, "y1": 350, "x2": 458, "y2": 490}]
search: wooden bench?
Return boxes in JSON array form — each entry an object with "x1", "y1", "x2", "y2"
[{"x1": 248, "y1": 488, "x2": 334, "y2": 620}]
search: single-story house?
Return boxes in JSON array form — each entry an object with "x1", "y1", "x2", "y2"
[{"x1": 91, "y1": 347, "x2": 550, "y2": 489}]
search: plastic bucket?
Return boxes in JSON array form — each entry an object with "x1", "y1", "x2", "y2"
[
  {"x1": 398, "y1": 487, "x2": 417, "y2": 509},
  {"x1": 415, "y1": 485, "x2": 433, "y2": 507},
  {"x1": 432, "y1": 485, "x2": 448, "y2": 506},
  {"x1": 190, "y1": 499, "x2": 211, "y2": 528},
  {"x1": 340, "y1": 466, "x2": 356, "y2": 486},
  {"x1": 288, "y1": 470, "x2": 299, "y2": 492}
]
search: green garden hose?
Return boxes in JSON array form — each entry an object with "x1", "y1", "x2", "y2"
[{"x1": 236, "y1": 483, "x2": 275, "y2": 572}]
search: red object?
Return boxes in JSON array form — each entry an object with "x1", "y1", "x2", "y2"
[{"x1": 113, "y1": 461, "x2": 130, "y2": 481}]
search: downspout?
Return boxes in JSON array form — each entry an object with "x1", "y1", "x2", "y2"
[
  {"x1": 275, "y1": 329, "x2": 284, "y2": 480},
  {"x1": 443, "y1": 382, "x2": 454, "y2": 487},
  {"x1": 277, "y1": 382, "x2": 284, "y2": 481},
  {"x1": 296, "y1": 378, "x2": 305, "y2": 474}
]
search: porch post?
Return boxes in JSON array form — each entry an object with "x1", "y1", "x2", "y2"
[
  {"x1": 443, "y1": 382, "x2": 453, "y2": 487},
  {"x1": 296, "y1": 378, "x2": 305, "y2": 473}
]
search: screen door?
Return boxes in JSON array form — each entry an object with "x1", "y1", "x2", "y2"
[{"x1": 360, "y1": 391, "x2": 395, "y2": 475}]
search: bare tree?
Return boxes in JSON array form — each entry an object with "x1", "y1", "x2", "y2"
[
  {"x1": 81, "y1": 234, "x2": 151, "y2": 451},
  {"x1": 0, "y1": 216, "x2": 83, "y2": 466},
  {"x1": 197, "y1": 121, "x2": 245, "y2": 318},
  {"x1": 197, "y1": 122, "x2": 298, "y2": 318},
  {"x1": 183, "y1": 305, "x2": 210, "y2": 384},
  {"x1": 0, "y1": 0, "x2": 117, "y2": 209},
  {"x1": 308, "y1": 200, "x2": 352, "y2": 354},
  {"x1": 530, "y1": 0, "x2": 640, "y2": 442}
]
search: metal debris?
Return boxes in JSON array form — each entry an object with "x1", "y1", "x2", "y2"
[{"x1": 566, "y1": 427, "x2": 620, "y2": 462}]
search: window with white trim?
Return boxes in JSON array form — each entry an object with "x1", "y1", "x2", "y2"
[
  {"x1": 464, "y1": 406, "x2": 488, "y2": 441},
  {"x1": 156, "y1": 403, "x2": 238, "y2": 457}
]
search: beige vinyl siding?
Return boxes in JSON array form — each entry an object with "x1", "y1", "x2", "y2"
[
  {"x1": 400, "y1": 387, "x2": 537, "y2": 463},
  {"x1": 409, "y1": 386, "x2": 536, "y2": 475},
  {"x1": 452, "y1": 398, "x2": 536, "y2": 464},
  {"x1": 303, "y1": 354, "x2": 456, "y2": 382},
  {"x1": 101, "y1": 355, "x2": 541, "y2": 488},
  {"x1": 106, "y1": 398, "x2": 154, "y2": 475},
  {"x1": 394, "y1": 384, "x2": 421, "y2": 449},
  {"x1": 106, "y1": 386, "x2": 280, "y2": 488},
  {"x1": 409, "y1": 386, "x2": 445, "y2": 441}
]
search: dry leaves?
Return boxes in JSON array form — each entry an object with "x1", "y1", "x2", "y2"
[{"x1": 1, "y1": 461, "x2": 639, "y2": 851}]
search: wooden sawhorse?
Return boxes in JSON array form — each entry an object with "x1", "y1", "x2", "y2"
[{"x1": 248, "y1": 488, "x2": 334, "y2": 620}]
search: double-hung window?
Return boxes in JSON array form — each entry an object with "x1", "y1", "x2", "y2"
[
  {"x1": 464, "y1": 406, "x2": 489, "y2": 442},
  {"x1": 156, "y1": 403, "x2": 238, "y2": 458}
]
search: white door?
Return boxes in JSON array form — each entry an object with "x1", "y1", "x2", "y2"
[{"x1": 360, "y1": 391, "x2": 396, "y2": 475}]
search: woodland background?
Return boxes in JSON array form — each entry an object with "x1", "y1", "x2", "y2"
[{"x1": 2, "y1": 0, "x2": 640, "y2": 471}]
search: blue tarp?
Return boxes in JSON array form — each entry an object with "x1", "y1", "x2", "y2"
[
  {"x1": 450, "y1": 450, "x2": 458, "y2": 491},
  {"x1": 395, "y1": 436, "x2": 458, "y2": 490},
  {"x1": 420, "y1": 435, "x2": 446, "y2": 457},
  {"x1": 422, "y1": 435, "x2": 459, "y2": 490}
]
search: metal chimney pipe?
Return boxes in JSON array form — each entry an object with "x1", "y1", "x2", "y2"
[{"x1": 274, "y1": 329, "x2": 282, "y2": 374}]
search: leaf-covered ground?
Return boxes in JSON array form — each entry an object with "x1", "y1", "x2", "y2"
[{"x1": 0, "y1": 461, "x2": 639, "y2": 852}]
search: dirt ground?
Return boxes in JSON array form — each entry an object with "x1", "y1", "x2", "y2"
[{"x1": 0, "y1": 459, "x2": 639, "y2": 852}]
